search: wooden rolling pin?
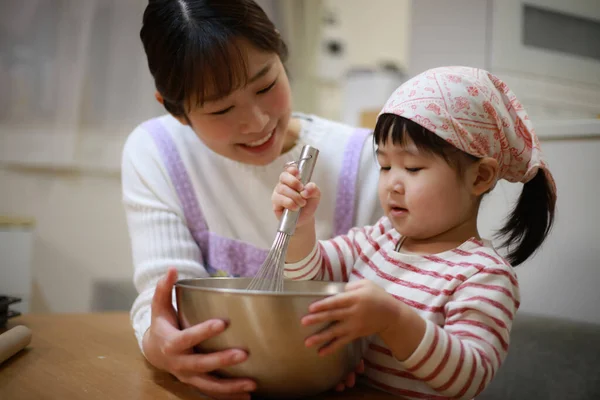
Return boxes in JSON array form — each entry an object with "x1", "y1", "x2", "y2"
[{"x1": 0, "y1": 325, "x2": 32, "y2": 365}]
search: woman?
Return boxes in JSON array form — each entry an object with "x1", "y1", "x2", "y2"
[{"x1": 122, "y1": 1, "x2": 382, "y2": 398}]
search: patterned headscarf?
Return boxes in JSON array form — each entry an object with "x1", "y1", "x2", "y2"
[{"x1": 379, "y1": 66, "x2": 556, "y2": 197}]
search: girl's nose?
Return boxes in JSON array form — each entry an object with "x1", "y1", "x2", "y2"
[
  {"x1": 385, "y1": 171, "x2": 405, "y2": 194},
  {"x1": 391, "y1": 180, "x2": 405, "y2": 194}
]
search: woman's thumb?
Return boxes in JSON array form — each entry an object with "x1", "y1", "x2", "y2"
[{"x1": 151, "y1": 267, "x2": 178, "y2": 315}]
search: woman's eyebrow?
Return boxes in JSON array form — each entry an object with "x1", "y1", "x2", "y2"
[{"x1": 248, "y1": 63, "x2": 272, "y2": 84}]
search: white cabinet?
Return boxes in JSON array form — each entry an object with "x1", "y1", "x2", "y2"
[
  {"x1": 409, "y1": 0, "x2": 600, "y2": 121},
  {"x1": 0, "y1": 218, "x2": 34, "y2": 313},
  {"x1": 491, "y1": 0, "x2": 600, "y2": 87}
]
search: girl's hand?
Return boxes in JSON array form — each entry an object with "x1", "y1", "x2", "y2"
[
  {"x1": 334, "y1": 359, "x2": 365, "y2": 392},
  {"x1": 142, "y1": 268, "x2": 256, "y2": 400},
  {"x1": 271, "y1": 164, "x2": 321, "y2": 228},
  {"x1": 301, "y1": 280, "x2": 401, "y2": 356}
]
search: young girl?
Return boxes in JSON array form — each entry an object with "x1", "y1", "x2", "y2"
[
  {"x1": 123, "y1": 1, "x2": 381, "y2": 398},
  {"x1": 272, "y1": 66, "x2": 556, "y2": 399}
]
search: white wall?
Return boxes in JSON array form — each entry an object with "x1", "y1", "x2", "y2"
[
  {"x1": 0, "y1": 167, "x2": 132, "y2": 313},
  {"x1": 407, "y1": 0, "x2": 490, "y2": 75},
  {"x1": 315, "y1": 0, "x2": 411, "y2": 121},
  {"x1": 323, "y1": 0, "x2": 410, "y2": 71}
]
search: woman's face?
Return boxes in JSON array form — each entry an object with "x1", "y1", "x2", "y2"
[{"x1": 174, "y1": 42, "x2": 293, "y2": 166}]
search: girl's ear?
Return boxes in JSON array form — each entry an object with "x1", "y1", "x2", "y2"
[
  {"x1": 154, "y1": 91, "x2": 189, "y2": 126},
  {"x1": 470, "y1": 157, "x2": 499, "y2": 196}
]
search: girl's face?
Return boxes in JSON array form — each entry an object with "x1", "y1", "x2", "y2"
[
  {"x1": 179, "y1": 42, "x2": 293, "y2": 166},
  {"x1": 376, "y1": 138, "x2": 479, "y2": 243}
]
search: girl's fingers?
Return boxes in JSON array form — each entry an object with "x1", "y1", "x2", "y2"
[
  {"x1": 275, "y1": 183, "x2": 307, "y2": 208},
  {"x1": 355, "y1": 359, "x2": 365, "y2": 374},
  {"x1": 318, "y1": 335, "x2": 353, "y2": 357},
  {"x1": 305, "y1": 321, "x2": 347, "y2": 348},
  {"x1": 301, "y1": 308, "x2": 350, "y2": 326},
  {"x1": 272, "y1": 192, "x2": 303, "y2": 212},
  {"x1": 309, "y1": 292, "x2": 355, "y2": 313},
  {"x1": 279, "y1": 170, "x2": 304, "y2": 192},
  {"x1": 345, "y1": 371, "x2": 356, "y2": 388},
  {"x1": 300, "y1": 182, "x2": 320, "y2": 200}
]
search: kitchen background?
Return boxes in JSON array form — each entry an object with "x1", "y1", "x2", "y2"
[{"x1": 1, "y1": 0, "x2": 599, "y2": 323}]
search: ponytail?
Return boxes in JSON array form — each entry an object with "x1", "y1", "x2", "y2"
[{"x1": 496, "y1": 170, "x2": 556, "y2": 266}]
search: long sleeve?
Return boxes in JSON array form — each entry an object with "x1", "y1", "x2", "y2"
[
  {"x1": 284, "y1": 215, "x2": 520, "y2": 399},
  {"x1": 398, "y1": 263, "x2": 519, "y2": 399},
  {"x1": 284, "y1": 224, "x2": 380, "y2": 282},
  {"x1": 121, "y1": 128, "x2": 209, "y2": 354}
]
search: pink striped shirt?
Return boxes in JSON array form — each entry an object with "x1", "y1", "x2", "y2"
[{"x1": 284, "y1": 217, "x2": 520, "y2": 400}]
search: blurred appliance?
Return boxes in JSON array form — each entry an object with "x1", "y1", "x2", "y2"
[{"x1": 491, "y1": 0, "x2": 600, "y2": 87}]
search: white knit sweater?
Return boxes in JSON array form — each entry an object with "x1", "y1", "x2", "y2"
[{"x1": 121, "y1": 113, "x2": 383, "y2": 349}]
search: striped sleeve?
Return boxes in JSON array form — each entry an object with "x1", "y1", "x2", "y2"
[
  {"x1": 284, "y1": 226, "x2": 368, "y2": 282},
  {"x1": 400, "y1": 265, "x2": 520, "y2": 399}
]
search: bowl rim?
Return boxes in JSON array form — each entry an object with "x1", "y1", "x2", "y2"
[{"x1": 174, "y1": 277, "x2": 347, "y2": 297}]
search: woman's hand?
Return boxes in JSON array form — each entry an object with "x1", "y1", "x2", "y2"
[
  {"x1": 142, "y1": 268, "x2": 256, "y2": 400},
  {"x1": 272, "y1": 165, "x2": 321, "y2": 228},
  {"x1": 301, "y1": 280, "x2": 400, "y2": 357}
]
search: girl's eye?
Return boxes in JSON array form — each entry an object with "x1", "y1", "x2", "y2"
[
  {"x1": 406, "y1": 167, "x2": 422, "y2": 172},
  {"x1": 379, "y1": 166, "x2": 391, "y2": 171},
  {"x1": 257, "y1": 79, "x2": 277, "y2": 95},
  {"x1": 210, "y1": 106, "x2": 233, "y2": 115}
]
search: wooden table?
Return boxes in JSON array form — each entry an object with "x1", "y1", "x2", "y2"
[{"x1": 0, "y1": 312, "x2": 397, "y2": 400}]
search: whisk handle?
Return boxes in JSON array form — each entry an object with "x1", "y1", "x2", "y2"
[{"x1": 278, "y1": 145, "x2": 320, "y2": 235}]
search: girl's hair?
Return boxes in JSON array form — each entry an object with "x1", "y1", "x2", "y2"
[
  {"x1": 374, "y1": 114, "x2": 478, "y2": 176},
  {"x1": 374, "y1": 113, "x2": 556, "y2": 266},
  {"x1": 140, "y1": 0, "x2": 288, "y2": 117}
]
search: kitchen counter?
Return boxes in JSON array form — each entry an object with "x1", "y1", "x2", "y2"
[{"x1": 0, "y1": 312, "x2": 397, "y2": 399}]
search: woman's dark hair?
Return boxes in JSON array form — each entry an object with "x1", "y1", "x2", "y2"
[
  {"x1": 374, "y1": 113, "x2": 556, "y2": 266},
  {"x1": 140, "y1": 0, "x2": 288, "y2": 117}
]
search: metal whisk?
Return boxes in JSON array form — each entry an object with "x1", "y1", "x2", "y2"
[{"x1": 246, "y1": 145, "x2": 320, "y2": 292}]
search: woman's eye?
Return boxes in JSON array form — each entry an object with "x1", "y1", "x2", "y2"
[{"x1": 257, "y1": 79, "x2": 277, "y2": 95}]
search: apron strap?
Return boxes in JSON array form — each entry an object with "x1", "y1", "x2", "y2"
[
  {"x1": 334, "y1": 127, "x2": 372, "y2": 236},
  {"x1": 143, "y1": 119, "x2": 208, "y2": 242}
]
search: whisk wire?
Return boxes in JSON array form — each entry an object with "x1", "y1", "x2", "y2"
[
  {"x1": 245, "y1": 145, "x2": 319, "y2": 292},
  {"x1": 246, "y1": 232, "x2": 290, "y2": 292}
]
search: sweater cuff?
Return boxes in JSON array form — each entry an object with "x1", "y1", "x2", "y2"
[
  {"x1": 133, "y1": 309, "x2": 151, "y2": 359},
  {"x1": 283, "y1": 243, "x2": 321, "y2": 280}
]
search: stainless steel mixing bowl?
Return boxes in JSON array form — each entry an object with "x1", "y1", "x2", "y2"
[{"x1": 175, "y1": 278, "x2": 363, "y2": 399}]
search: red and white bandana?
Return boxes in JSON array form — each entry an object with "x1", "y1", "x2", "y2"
[{"x1": 380, "y1": 66, "x2": 556, "y2": 195}]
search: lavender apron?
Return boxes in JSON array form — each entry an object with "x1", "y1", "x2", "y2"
[{"x1": 143, "y1": 118, "x2": 370, "y2": 277}]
